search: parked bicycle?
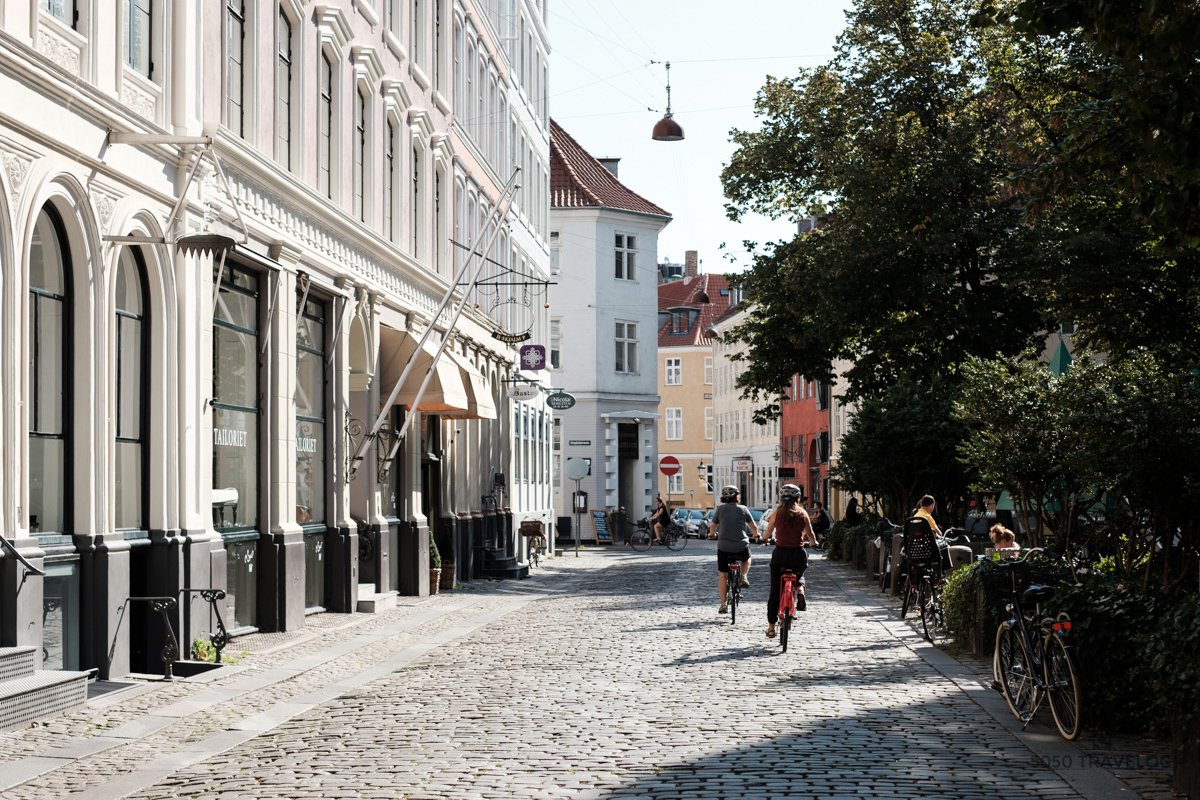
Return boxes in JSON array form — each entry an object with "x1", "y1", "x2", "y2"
[
  {"x1": 990, "y1": 548, "x2": 1082, "y2": 740},
  {"x1": 878, "y1": 518, "x2": 903, "y2": 592},
  {"x1": 523, "y1": 532, "x2": 547, "y2": 569},
  {"x1": 777, "y1": 568, "x2": 803, "y2": 652}
]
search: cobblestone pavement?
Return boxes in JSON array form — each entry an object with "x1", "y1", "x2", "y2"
[{"x1": 0, "y1": 544, "x2": 1180, "y2": 799}]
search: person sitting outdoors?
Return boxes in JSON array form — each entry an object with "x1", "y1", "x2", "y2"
[{"x1": 990, "y1": 524, "x2": 1020, "y2": 557}]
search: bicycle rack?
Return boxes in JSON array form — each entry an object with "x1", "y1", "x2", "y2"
[
  {"x1": 179, "y1": 587, "x2": 230, "y2": 664},
  {"x1": 127, "y1": 596, "x2": 179, "y2": 680}
]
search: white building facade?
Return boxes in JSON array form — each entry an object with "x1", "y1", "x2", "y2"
[
  {"x1": 0, "y1": 0, "x2": 551, "y2": 680},
  {"x1": 548, "y1": 122, "x2": 670, "y2": 540},
  {"x1": 711, "y1": 304, "x2": 781, "y2": 510}
]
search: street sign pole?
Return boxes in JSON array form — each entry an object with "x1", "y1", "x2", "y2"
[{"x1": 573, "y1": 479, "x2": 581, "y2": 557}]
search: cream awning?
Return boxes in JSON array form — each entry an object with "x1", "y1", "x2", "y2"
[
  {"x1": 443, "y1": 350, "x2": 498, "y2": 420},
  {"x1": 378, "y1": 326, "x2": 471, "y2": 414}
]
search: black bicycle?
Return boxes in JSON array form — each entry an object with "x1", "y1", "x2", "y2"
[
  {"x1": 990, "y1": 548, "x2": 1082, "y2": 740},
  {"x1": 723, "y1": 559, "x2": 743, "y2": 624},
  {"x1": 628, "y1": 517, "x2": 687, "y2": 551}
]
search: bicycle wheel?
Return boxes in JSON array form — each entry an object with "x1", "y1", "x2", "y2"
[
  {"x1": 666, "y1": 526, "x2": 687, "y2": 551},
  {"x1": 996, "y1": 622, "x2": 1036, "y2": 723},
  {"x1": 880, "y1": 553, "x2": 893, "y2": 592},
  {"x1": 1043, "y1": 635, "x2": 1082, "y2": 740},
  {"x1": 629, "y1": 524, "x2": 652, "y2": 551},
  {"x1": 728, "y1": 577, "x2": 739, "y2": 625},
  {"x1": 899, "y1": 578, "x2": 914, "y2": 619},
  {"x1": 918, "y1": 579, "x2": 934, "y2": 642},
  {"x1": 780, "y1": 612, "x2": 792, "y2": 652}
]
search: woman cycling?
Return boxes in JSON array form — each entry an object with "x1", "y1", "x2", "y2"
[{"x1": 762, "y1": 484, "x2": 819, "y2": 639}]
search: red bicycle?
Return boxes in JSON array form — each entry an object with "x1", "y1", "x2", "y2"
[{"x1": 777, "y1": 569, "x2": 804, "y2": 652}]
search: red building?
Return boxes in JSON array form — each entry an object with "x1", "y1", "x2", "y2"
[{"x1": 779, "y1": 375, "x2": 831, "y2": 505}]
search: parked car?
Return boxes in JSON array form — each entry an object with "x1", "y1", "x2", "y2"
[
  {"x1": 673, "y1": 508, "x2": 707, "y2": 536},
  {"x1": 757, "y1": 507, "x2": 775, "y2": 539},
  {"x1": 748, "y1": 507, "x2": 769, "y2": 537}
]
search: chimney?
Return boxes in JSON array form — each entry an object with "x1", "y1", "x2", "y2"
[
  {"x1": 685, "y1": 250, "x2": 699, "y2": 277},
  {"x1": 599, "y1": 158, "x2": 620, "y2": 178}
]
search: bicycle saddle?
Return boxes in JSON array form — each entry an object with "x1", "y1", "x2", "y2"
[{"x1": 1023, "y1": 584, "x2": 1055, "y2": 603}]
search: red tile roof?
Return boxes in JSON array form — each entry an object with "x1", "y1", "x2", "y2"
[
  {"x1": 657, "y1": 273, "x2": 734, "y2": 347},
  {"x1": 550, "y1": 119, "x2": 671, "y2": 218}
]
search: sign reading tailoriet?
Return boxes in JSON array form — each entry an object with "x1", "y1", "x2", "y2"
[{"x1": 545, "y1": 391, "x2": 576, "y2": 410}]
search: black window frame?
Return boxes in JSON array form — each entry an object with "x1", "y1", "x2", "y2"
[{"x1": 114, "y1": 246, "x2": 150, "y2": 532}]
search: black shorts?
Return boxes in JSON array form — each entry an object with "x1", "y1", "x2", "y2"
[{"x1": 717, "y1": 548, "x2": 751, "y2": 572}]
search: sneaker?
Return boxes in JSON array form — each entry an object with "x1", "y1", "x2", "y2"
[
  {"x1": 718, "y1": 603, "x2": 728, "y2": 614},
  {"x1": 797, "y1": 590, "x2": 807, "y2": 611},
  {"x1": 739, "y1": 575, "x2": 750, "y2": 588}
]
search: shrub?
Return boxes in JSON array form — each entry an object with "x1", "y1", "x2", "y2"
[
  {"x1": 429, "y1": 536, "x2": 441, "y2": 570},
  {"x1": 190, "y1": 637, "x2": 216, "y2": 663}
]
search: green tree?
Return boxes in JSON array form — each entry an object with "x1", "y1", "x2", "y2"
[
  {"x1": 999, "y1": 0, "x2": 1200, "y2": 246},
  {"x1": 722, "y1": 0, "x2": 1046, "y2": 406},
  {"x1": 834, "y1": 375, "x2": 973, "y2": 521}
]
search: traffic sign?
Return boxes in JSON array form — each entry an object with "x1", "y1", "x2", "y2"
[{"x1": 659, "y1": 455, "x2": 681, "y2": 476}]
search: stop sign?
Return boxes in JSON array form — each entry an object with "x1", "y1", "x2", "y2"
[{"x1": 659, "y1": 456, "x2": 681, "y2": 476}]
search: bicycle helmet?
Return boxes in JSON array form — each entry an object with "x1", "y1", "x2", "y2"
[
  {"x1": 780, "y1": 484, "x2": 802, "y2": 503},
  {"x1": 720, "y1": 485, "x2": 740, "y2": 503}
]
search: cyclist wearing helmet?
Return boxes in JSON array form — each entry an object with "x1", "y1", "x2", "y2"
[
  {"x1": 762, "y1": 483, "x2": 819, "y2": 639},
  {"x1": 707, "y1": 485, "x2": 757, "y2": 614}
]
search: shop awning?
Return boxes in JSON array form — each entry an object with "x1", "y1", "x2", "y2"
[
  {"x1": 378, "y1": 326, "x2": 470, "y2": 414},
  {"x1": 443, "y1": 350, "x2": 498, "y2": 420}
]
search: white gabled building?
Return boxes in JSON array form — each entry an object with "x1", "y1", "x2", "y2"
[{"x1": 548, "y1": 120, "x2": 671, "y2": 540}]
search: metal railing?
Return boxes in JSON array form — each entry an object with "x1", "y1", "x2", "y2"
[
  {"x1": 179, "y1": 587, "x2": 229, "y2": 664},
  {"x1": 0, "y1": 531, "x2": 45, "y2": 580},
  {"x1": 126, "y1": 596, "x2": 179, "y2": 680}
]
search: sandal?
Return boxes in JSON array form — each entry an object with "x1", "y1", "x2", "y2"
[{"x1": 765, "y1": 626, "x2": 776, "y2": 639}]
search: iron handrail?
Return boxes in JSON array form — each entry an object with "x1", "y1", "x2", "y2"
[
  {"x1": 0, "y1": 531, "x2": 46, "y2": 577},
  {"x1": 179, "y1": 587, "x2": 229, "y2": 663},
  {"x1": 127, "y1": 596, "x2": 179, "y2": 680}
]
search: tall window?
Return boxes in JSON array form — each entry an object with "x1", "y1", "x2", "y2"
[
  {"x1": 615, "y1": 233, "x2": 636, "y2": 280},
  {"x1": 354, "y1": 87, "x2": 367, "y2": 220},
  {"x1": 275, "y1": 9, "x2": 293, "y2": 169},
  {"x1": 411, "y1": 0, "x2": 422, "y2": 65},
  {"x1": 665, "y1": 407, "x2": 682, "y2": 440},
  {"x1": 296, "y1": 294, "x2": 326, "y2": 609},
  {"x1": 127, "y1": 0, "x2": 152, "y2": 77},
  {"x1": 28, "y1": 206, "x2": 70, "y2": 535},
  {"x1": 40, "y1": 0, "x2": 75, "y2": 26},
  {"x1": 385, "y1": 118, "x2": 397, "y2": 241},
  {"x1": 704, "y1": 407, "x2": 714, "y2": 440},
  {"x1": 704, "y1": 356, "x2": 713, "y2": 385},
  {"x1": 213, "y1": 264, "x2": 260, "y2": 630},
  {"x1": 411, "y1": 145, "x2": 421, "y2": 257},
  {"x1": 664, "y1": 357, "x2": 681, "y2": 385},
  {"x1": 226, "y1": 0, "x2": 246, "y2": 137},
  {"x1": 668, "y1": 474, "x2": 684, "y2": 494},
  {"x1": 115, "y1": 249, "x2": 148, "y2": 530},
  {"x1": 614, "y1": 321, "x2": 638, "y2": 374},
  {"x1": 549, "y1": 318, "x2": 561, "y2": 368},
  {"x1": 318, "y1": 53, "x2": 333, "y2": 198}
]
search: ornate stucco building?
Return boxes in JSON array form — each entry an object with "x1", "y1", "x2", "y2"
[{"x1": 0, "y1": 1, "x2": 551, "y2": 683}]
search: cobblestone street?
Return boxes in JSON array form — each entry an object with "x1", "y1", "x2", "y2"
[{"x1": 0, "y1": 544, "x2": 1178, "y2": 799}]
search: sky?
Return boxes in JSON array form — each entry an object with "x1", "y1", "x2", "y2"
[{"x1": 547, "y1": 1, "x2": 856, "y2": 274}]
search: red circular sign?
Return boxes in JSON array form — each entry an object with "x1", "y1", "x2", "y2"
[{"x1": 659, "y1": 456, "x2": 681, "y2": 476}]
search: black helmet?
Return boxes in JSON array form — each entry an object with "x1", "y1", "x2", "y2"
[
  {"x1": 720, "y1": 485, "x2": 740, "y2": 503},
  {"x1": 780, "y1": 484, "x2": 802, "y2": 502}
]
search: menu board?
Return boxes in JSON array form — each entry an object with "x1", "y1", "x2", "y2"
[{"x1": 592, "y1": 510, "x2": 612, "y2": 544}]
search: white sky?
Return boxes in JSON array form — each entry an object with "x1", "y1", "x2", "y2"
[{"x1": 547, "y1": 1, "x2": 855, "y2": 274}]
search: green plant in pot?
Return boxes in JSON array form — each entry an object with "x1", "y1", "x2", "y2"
[{"x1": 429, "y1": 536, "x2": 442, "y2": 594}]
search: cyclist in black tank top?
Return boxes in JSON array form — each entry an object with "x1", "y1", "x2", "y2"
[{"x1": 762, "y1": 484, "x2": 819, "y2": 639}]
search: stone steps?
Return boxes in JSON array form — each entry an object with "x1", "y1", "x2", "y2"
[
  {"x1": 356, "y1": 583, "x2": 398, "y2": 613},
  {"x1": 0, "y1": 646, "x2": 89, "y2": 731}
]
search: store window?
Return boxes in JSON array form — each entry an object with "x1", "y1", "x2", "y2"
[
  {"x1": 29, "y1": 206, "x2": 70, "y2": 536},
  {"x1": 296, "y1": 293, "x2": 327, "y2": 610},
  {"x1": 213, "y1": 263, "x2": 260, "y2": 631},
  {"x1": 115, "y1": 248, "x2": 148, "y2": 530}
]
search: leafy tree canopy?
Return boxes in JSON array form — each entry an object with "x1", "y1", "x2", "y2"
[{"x1": 722, "y1": 0, "x2": 1047, "y2": 405}]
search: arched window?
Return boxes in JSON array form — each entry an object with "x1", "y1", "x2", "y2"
[
  {"x1": 115, "y1": 248, "x2": 148, "y2": 530},
  {"x1": 28, "y1": 206, "x2": 71, "y2": 535}
]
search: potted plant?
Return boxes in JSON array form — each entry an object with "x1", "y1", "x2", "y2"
[{"x1": 429, "y1": 536, "x2": 442, "y2": 595}]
